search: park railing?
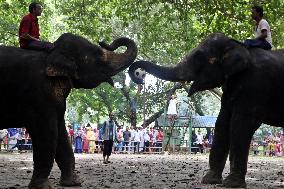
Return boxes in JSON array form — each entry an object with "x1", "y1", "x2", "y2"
[{"x1": 79, "y1": 140, "x2": 164, "y2": 154}]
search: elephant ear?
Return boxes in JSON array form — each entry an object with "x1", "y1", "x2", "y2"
[
  {"x1": 221, "y1": 42, "x2": 251, "y2": 78},
  {"x1": 46, "y1": 50, "x2": 78, "y2": 79}
]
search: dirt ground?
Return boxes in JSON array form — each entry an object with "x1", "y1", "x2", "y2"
[{"x1": 0, "y1": 152, "x2": 284, "y2": 189}]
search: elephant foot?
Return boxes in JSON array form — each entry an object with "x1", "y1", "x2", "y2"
[
  {"x1": 28, "y1": 178, "x2": 53, "y2": 189},
  {"x1": 223, "y1": 173, "x2": 246, "y2": 188},
  {"x1": 60, "y1": 172, "x2": 82, "y2": 187},
  {"x1": 201, "y1": 170, "x2": 222, "y2": 184}
]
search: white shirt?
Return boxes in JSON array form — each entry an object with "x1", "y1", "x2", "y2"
[
  {"x1": 0, "y1": 129, "x2": 8, "y2": 139},
  {"x1": 130, "y1": 129, "x2": 136, "y2": 141},
  {"x1": 167, "y1": 99, "x2": 177, "y2": 115},
  {"x1": 255, "y1": 19, "x2": 272, "y2": 46},
  {"x1": 138, "y1": 130, "x2": 144, "y2": 141},
  {"x1": 144, "y1": 133, "x2": 150, "y2": 141},
  {"x1": 152, "y1": 130, "x2": 158, "y2": 142},
  {"x1": 196, "y1": 133, "x2": 204, "y2": 144},
  {"x1": 133, "y1": 130, "x2": 140, "y2": 142}
]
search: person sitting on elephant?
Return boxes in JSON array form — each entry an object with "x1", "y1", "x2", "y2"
[
  {"x1": 18, "y1": 2, "x2": 54, "y2": 51},
  {"x1": 244, "y1": 5, "x2": 272, "y2": 50}
]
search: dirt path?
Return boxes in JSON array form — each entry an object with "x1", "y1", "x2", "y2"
[{"x1": 0, "y1": 152, "x2": 283, "y2": 189}]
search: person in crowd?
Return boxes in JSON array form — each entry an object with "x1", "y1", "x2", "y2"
[
  {"x1": 244, "y1": 5, "x2": 272, "y2": 50},
  {"x1": 6, "y1": 128, "x2": 24, "y2": 152},
  {"x1": 18, "y1": 2, "x2": 53, "y2": 51},
  {"x1": 133, "y1": 127, "x2": 140, "y2": 154},
  {"x1": 87, "y1": 127, "x2": 96, "y2": 153},
  {"x1": 3, "y1": 132, "x2": 8, "y2": 150},
  {"x1": 268, "y1": 140, "x2": 276, "y2": 156},
  {"x1": 275, "y1": 132, "x2": 281, "y2": 143},
  {"x1": 280, "y1": 132, "x2": 284, "y2": 154},
  {"x1": 275, "y1": 140, "x2": 282, "y2": 156},
  {"x1": 22, "y1": 128, "x2": 32, "y2": 151},
  {"x1": 68, "y1": 125, "x2": 74, "y2": 146},
  {"x1": 196, "y1": 130, "x2": 204, "y2": 153},
  {"x1": 149, "y1": 127, "x2": 155, "y2": 152},
  {"x1": 93, "y1": 127, "x2": 100, "y2": 152},
  {"x1": 203, "y1": 138, "x2": 210, "y2": 153},
  {"x1": 0, "y1": 129, "x2": 8, "y2": 151},
  {"x1": 143, "y1": 130, "x2": 150, "y2": 152},
  {"x1": 123, "y1": 126, "x2": 131, "y2": 152},
  {"x1": 8, "y1": 128, "x2": 19, "y2": 151},
  {"x1": 102, "y1": 112, "x2": 117, "y2": 164},
  {"x1": 74, "y1": 127, "x2": 83, "y2": 153},
  {"x1": 82, "y1": 125, "x2": 90, "y2": 153},
  {"x1": 208, "y1": 129, "x2": 214, "y2": 147},
  {"x1": 82, "y1": 125, "x2": 87, "y2": 133},
  {"x1": 152, "y1": 128, "x2": 158, "y2": 152},
  {"x1": 129, "y1": 126, "x2": 136, "y2": 152},
  {"x1": 263, "y1": 138, "x2": 269, "y2": 156},
  {"x1": 251, "y1": 140, "x2": 259, "y2": 155},
  {"x1": 138, "y1": 126, "x2": 145, "y2": 153},
  {"x1": 192, "y1": 131, "x2": 197, "y2": 144},
  {"x1": 156, "y1": 128, "x2": 164, "y2": 152},
  {"x1": 191, "y1": 130, "x2": 198, "y2": 154},
  {"x1": 266, "y1": 131, "x2": 274, "y2": 142},
  {"x1": 11, "y1": 128, "x2": 25, "y2": 151},
  {"x1": 115, "y1": 127, "x2": 124, "y2": 153}
]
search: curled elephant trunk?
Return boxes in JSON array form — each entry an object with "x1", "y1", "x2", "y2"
[{"x1": 100, "y1": 37, "x2": 138, "y2": 76}]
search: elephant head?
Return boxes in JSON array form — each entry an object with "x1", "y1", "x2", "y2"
[
  {"x1": 128, "y1": 33, "x2": 250, "y2": 96},
  {"x1": 46, "y1": 33, "x2": 137, "y2": 89}
]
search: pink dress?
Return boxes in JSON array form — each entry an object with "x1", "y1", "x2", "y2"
[{"x1": 82, "y1": 133, "x2": 89, "y2": 153}]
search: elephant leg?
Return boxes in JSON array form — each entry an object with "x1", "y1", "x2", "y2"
[
  {"x1": 55, "y1": 117, "x2": 81, "y2": 187},
  {"x1": 222, "y1": 113, "x2": 259, "y2": 188},
  {"x1": 27, "y1": 118, "x2": 58, "y2": 189},
  {"x1": 202, "y1": 108, "x2": 231, "y2": 184}
]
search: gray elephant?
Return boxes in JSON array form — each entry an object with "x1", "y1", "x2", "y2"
[
  {"x1": 0, "y1": 33, "x2": 137, "y2": 188},
  {"x1": 128, "y1": 32, "x2": 284, "y2": 188}
]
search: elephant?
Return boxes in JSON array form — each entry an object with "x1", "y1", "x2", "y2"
[
  {"x1": 128, "y1": 32, "x2": 284, "y2": 188},
  {"x1": 0, "y1": 33, "x2": 137, "y2": 188}
]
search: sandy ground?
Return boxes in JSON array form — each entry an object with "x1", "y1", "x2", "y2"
[{"x1": 0, "y1": 152, "x2": 284, "y2": 189}]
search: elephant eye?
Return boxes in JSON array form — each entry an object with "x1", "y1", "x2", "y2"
[
  {"x1": 193, "y1": 50, "x2": 207, "y2": 65},
  {"x1": 194, "y1": 50, "x2": 205, "y2": 59}
]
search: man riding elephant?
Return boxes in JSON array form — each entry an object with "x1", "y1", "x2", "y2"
[{"x1": 19, "y1": 2, "x2": 54, "y2": 51}]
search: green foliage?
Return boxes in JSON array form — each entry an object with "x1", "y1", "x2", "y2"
[{"x1": 1, "y1": 0, "x2": 284, "y2": 125}]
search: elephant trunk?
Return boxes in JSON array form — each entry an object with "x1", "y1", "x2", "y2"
[
  {"x1": 128, "y1": 60, "x2": 194, "y2": 84},
  {"x1": 99, "y1": 37, "x2": 138, "y2": 76}
]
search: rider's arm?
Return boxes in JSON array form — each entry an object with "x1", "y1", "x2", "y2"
[{"x1": 20, "y1": 33, "x2": 40, "y2": 41}]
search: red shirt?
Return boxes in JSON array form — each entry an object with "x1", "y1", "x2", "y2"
[
  {"x1": 18, "y1": 13, "x2": 40, "y2": 48},
  {"x1": 157, "y1": 131, "x2": 164, "y2": 141},
  {"x1": 69, "y1": 129, "x2": 74, "y2": 136}
]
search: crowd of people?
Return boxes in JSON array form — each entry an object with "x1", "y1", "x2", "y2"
[
  {"x1": 191, "y1": 129, "x2": 214, "y2": 154},
  {"x1": 251, "y1": 131, "x2": 284, "y2": 157},
  {"x1": 0, "y1": 128, "x2": 31, "y2": 151},
  {"x1": 67, "y1": 123, "x2": 164, "y2": 155},
  {"x1": 1, "y1": 126, "x2": 284, "y2": 159}
]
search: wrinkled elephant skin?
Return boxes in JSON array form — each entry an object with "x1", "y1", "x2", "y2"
[
  {"x1": 129, "y1": 33, "x2": 284, "y2": 188},
  {"x1": 0, "y1": 33, "x2": 137, "y2": 188}
]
